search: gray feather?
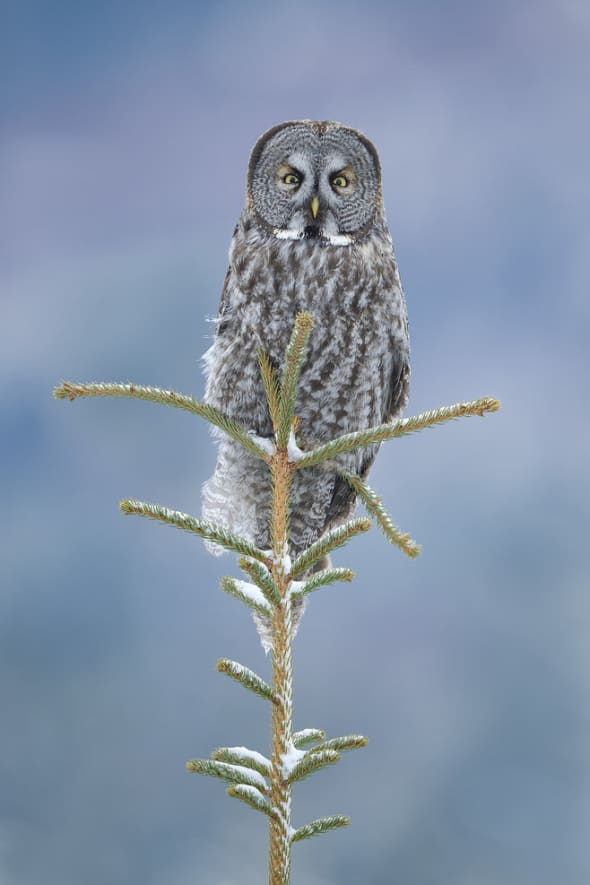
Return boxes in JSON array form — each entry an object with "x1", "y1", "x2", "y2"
[{"x1": 202, "y1": 121, "x2": 410, "y2": 646}]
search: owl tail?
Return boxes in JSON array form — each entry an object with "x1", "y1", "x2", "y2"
[
  {"x1": 252, "y1": 595, "x2": 306, "y2": 654},
  {"x1": 251, "y1": 553, "x2": 331, "y2": 652}
]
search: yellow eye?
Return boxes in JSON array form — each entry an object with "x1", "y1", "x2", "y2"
[
  {"x1": 331, "y1": 174, "x2": 348, "y2": 188},
  {"x1": 283, "y1": 173, "x2": 300, "y2": 186}
]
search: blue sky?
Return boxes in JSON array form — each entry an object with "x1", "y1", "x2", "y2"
[{"x1": 2, "y1": 1, "x2": 589, "y2": 883}]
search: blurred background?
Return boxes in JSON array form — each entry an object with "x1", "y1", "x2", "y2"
[{"x1": 2, "y1": 1, "x2": 588, "y2": 882}]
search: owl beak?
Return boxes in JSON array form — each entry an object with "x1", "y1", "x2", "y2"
[{"x1": 310, "y1": 196, "x2": 320, "y2": 219}]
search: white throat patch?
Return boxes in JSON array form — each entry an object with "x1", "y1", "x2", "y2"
[
  {"x1": 273, "y1": 228, "x2": 353, "y2": 246},
  {"x1": 273, "y1": 228, "x2": 303, "y2": 241}
]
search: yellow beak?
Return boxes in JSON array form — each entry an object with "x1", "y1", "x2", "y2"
[{"x1": 311, "y1": 196, "x2": 320, "y2": 219}]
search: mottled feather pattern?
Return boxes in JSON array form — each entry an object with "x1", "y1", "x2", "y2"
[
  {"x1": 203, "y1": 212, "x2": 409, "y2": 550},
  {"x1": 201, "y1": 121, "x2": 410, "y2": 644}
]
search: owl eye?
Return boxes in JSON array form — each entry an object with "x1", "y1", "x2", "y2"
[
  {"x1": 283, "y1": 173, "x2": 301, "y2": 187},
  {"x1": 331, "y1": 174, "x2": 349, "y2": 189}
]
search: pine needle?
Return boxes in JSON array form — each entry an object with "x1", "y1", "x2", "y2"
[
  {"x1": 306, "y1": 734, "x2": 368, "y2": 755},
  {"x1": 291, "y1": 815, "x2": 350, "y2": 842},
  {"x1": 290, "y1": 567, "x2": 355, "y2": 599},
  {"x1": 276, "y1": 313, "x2": 314, "y2": 449},
  {"x1": 220, "y1": 576, "x2": 274, "y2": 618},
  {"x1": 217, "y1": 658, "x2": 276, "y2": 703},
  {"x1": 54, "y1": 381, "x2": 271, "y2": 461},
  {"x1": 227, "y1": 784, "x2": 273, "y2": 817},
  {"x1": 212, "y1": 747, "x2": 270, "y2": 777},
  {"x1": 258, "y1": 351, "x2": 281, "y2": 434},
  {"x1": 339, "y1": 470, "x2": 421, "y2": 558},
  {"x1": 287, "y1": 749, "x2": 341, "y2": 784},
  {"x1": 294, "y1": 397, "x2": 502, "y2": 469},
  {"x1": 290, "y1": 518, "x2": 371, "y2": 577},
  {"x1": 238, "y1": 557, "x2": 281, "y2": 605},
  {"x1": 119, "y1": 499, "x2": 270, "y2": 562},
  {"x1": 292, "y1": 729, "x2": 326, "y2": 748},
  {"x1": 186, "y1": 759, "x2": 267, "y2": 791}
]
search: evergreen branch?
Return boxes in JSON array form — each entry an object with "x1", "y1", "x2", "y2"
[
  {"x1": 258, "y1": 351, "x2": 281, "y2": 434},
  {"x1": 220, "y1": 576, "x2": 274, "y2": 618},
  {"x1": 217, "y1": 658, "x2": 276, "y2": 703},
  {"x1": 186, "y1": 758, "x2": 268, "y2": 791},
  {"x1": 290, "y1": 518, "x2": 372, "y2": 577},
  {"x1": 292, "y1": 729, "x2": 326, "y2": 749},
  {"x1": 119, "y1": 500, "x2": 270, "y2": 562},
  {"x1": 291, "y1": 815, "x2": 350, "y2": 843},
  {"x1": 306, "y1": 735, "x2": 368, "y2": 755},
  {"x1": 227, "y1": 784, "x2": 273, "y2": 817},
  {"x1": 212, "y1": 747, "x2": 271, "y2": 777},
  {"x1": 238, "y1": 557, "x2": 281, "y2": 606},
  {"x1": 276, "y1": 312, "x2": 314, "y2": 449},
  {"x1": 55, "y1": 309, "x2": 502, "y2": 880},
  {"x1": 287, "y1": 749, "x2": 341, "y2": 784},
  {"x1": 294, "y1": 397, "x2": 502, "y2": 469},
  {"x1": 339, "y1": 469, "x2": 421, "y2": 558},
  {"x1": 54, "y1": 381, "x2": 271, "y2": 461},
  {"x1": 291, "y1": 567, "x2": 355, "y2": 599}
]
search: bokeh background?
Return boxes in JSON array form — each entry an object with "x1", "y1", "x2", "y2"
[{"x1": 2, "y1": 1, "x2": 589, "y2": 882}]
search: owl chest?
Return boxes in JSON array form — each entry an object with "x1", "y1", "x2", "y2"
[{"x1": 213, "y1": 249, "x2": 395, "y2": 438}]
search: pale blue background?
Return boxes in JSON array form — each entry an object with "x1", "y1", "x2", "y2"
[{"x1": 2, "y1": 1, "x2": 589, "y2": 882}]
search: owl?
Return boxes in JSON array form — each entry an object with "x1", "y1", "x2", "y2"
[{"x1": 202, "y1": 120, "x2": 410, "y2": 648}]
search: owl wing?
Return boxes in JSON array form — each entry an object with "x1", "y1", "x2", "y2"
[
  {"x1": 215, "y1": 267, "x2": 233, "y2": 336},
  {"x1": 321, "y1": 342, "x2": 410, "y2": 532},
  {"x1": 383, "y1": 344, "x2": 411, "y2": 425}
]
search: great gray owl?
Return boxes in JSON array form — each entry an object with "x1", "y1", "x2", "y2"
[{"x1": 202, "y1": 120, "x2": 410, "y2": 648}]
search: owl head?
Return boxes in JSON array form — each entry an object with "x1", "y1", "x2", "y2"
[{"x1": 246, "y1": 120, "x2": 383, "y2": 245}]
